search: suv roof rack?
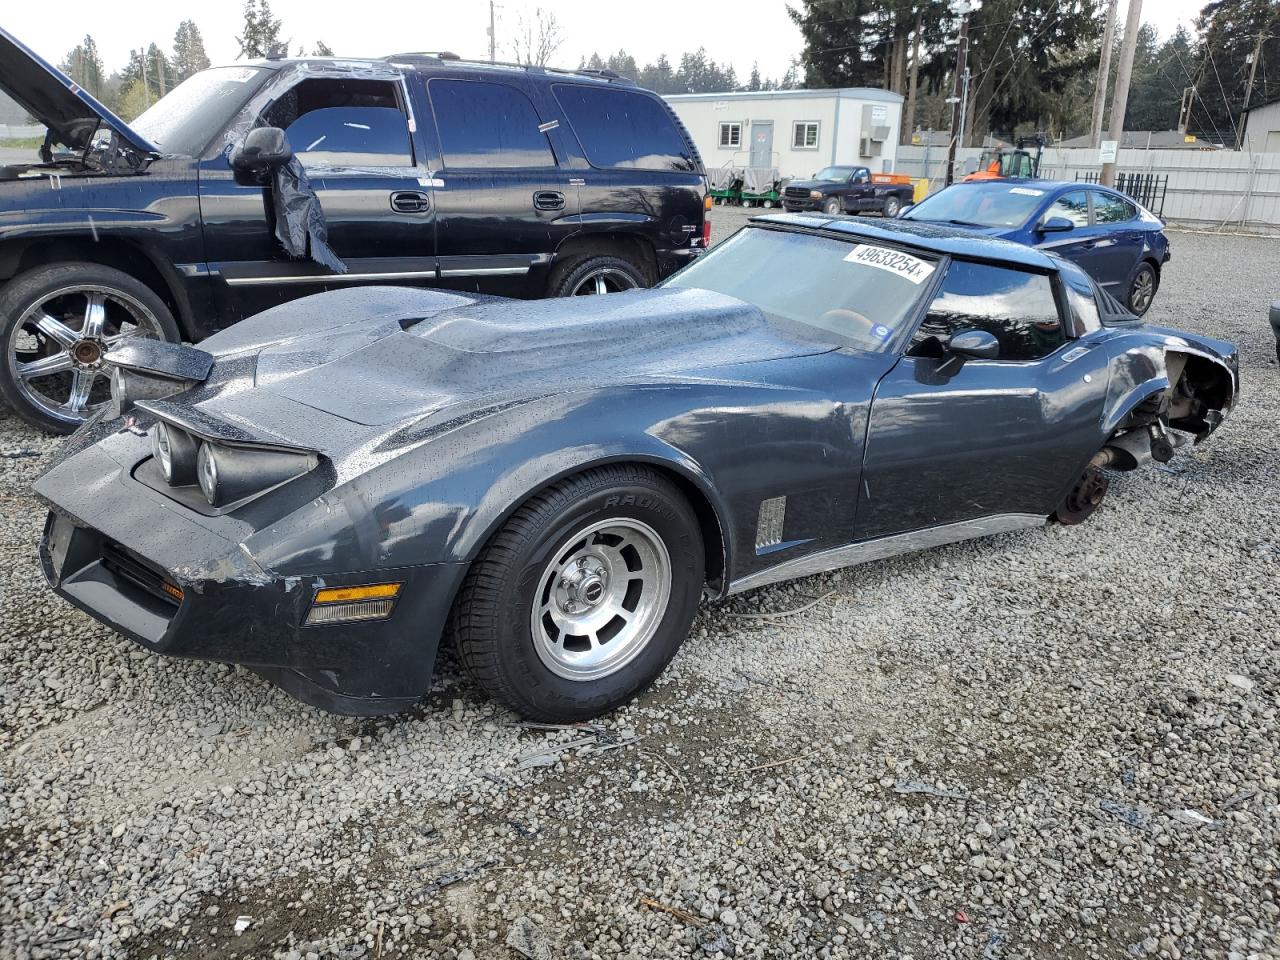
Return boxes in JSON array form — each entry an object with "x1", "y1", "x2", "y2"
[{"x1": 383, "y1": 53, "x2": 637, "y2": 85}]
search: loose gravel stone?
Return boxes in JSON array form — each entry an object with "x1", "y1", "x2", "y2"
[{"x1": 1, "y1": 220, "x2": 1277, "y2": 959}]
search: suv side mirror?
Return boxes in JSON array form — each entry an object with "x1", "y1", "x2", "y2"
[
  {"x1": 231, "y1": 126, "x2": 293, "y2": 183},
  {"x1": 1038, "y1": 215, "x2": 1075, "y2": 234},
  {"x1": 938, "y1": 328, "x2": 999, "y2": 375}
]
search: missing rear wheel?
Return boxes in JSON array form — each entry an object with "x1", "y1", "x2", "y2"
[{"x1": 1054, "y1": 465, "x2": 1110, "y2": 525}]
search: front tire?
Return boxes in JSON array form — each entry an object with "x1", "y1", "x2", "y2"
[
  {"x1": 1127, "y1": 262, "x2": 1158, "y2": 316},
  {"x1": 0, "y1": 262, "x2": 179, "y2": 433},
  {"x1": 450, "y1": 465, "x2": 705, "y2": 721},
  {"x1": 822, "y1": 197, "x2": 842, "y2": 216}
]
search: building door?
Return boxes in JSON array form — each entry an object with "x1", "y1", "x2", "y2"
[{"x1": 750, "y1": 121, "x2": 773, "y2": 167}]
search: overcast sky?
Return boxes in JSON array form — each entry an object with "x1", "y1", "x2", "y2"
[{"x1": 8, "y1": 0, "x2": 1211, "y2": 82}]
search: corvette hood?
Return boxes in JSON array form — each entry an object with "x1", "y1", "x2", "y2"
[
  {"x1": 0, "y1": 27, "x2": 157, "y2": 154},
  {"x1": 259, "y1": 287, "x2": 829, "y2": 426},
  {"x1": 134, "y1": 286, "x2": 836, "y2": 468}
]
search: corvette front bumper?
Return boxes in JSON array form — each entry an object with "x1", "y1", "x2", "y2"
[{"x1": 40, "y1": 509, "x2": 467, "y2": 714}]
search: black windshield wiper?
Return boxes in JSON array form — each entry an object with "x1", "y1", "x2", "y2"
[{"x1": 946, "y1": 219, "x2": 985, "y2": 227}]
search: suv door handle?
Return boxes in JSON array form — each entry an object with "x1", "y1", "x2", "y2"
[
  {"x1": 390, "y1": 190, "x2": 431, "y2": 214},
  {"x1": 533, "y1": 190, "x2": 566, "y2": 211}
]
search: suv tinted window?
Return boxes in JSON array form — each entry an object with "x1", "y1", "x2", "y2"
[
  {"x1": 552, "y1": 84, "x2": 695, "y2": 172},
  {"x1": 429, "y1": 79, "x2": 556, "y2": 168},
  {"x1": 912, "y1": 261, "x2": 1066, "y2": 361},
  {"x1": 285, "y1": 106, "x2": 412, "y2": 166},
  {"x1": 1046, "y1": 190, "x2": 1090, "y2": 227},
  {"x1": 1092, "y1": 191, "x2": 1137, "y2": 223}
]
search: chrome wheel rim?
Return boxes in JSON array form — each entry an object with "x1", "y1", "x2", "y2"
[
  {"x1": 1130, "y1": 269, "x2": 1155, "y2": 313},
  {"x1": 7, "y1": 285, "x2": 163, "y2": 425},
  {"x1": 569, "y1": 267, "x2": 639, "y2": 296},
  {"x1": 885, "y1": 199, "x2": 900, "y2": 217},
  {"x1": 824, "y1": 200, "x2": 840, "y2": 215},
  {"x1": 530, "y1": 518, "x2": 671, "y2": 681}
]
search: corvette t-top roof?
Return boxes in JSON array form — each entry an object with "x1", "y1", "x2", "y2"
[{"x1": 750, "y1": 213, "x2": 1059, "y2": 271}]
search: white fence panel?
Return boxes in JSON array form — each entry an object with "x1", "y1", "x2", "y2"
[{"x1": 893, "y1": 145, "x2": 1280, "y2": 233}]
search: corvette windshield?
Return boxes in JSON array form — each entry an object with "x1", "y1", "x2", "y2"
[
  {"x1": 662, "y1": 227, "x2": 937, "y2": 351},
  {"x1": 902, "y1": 182, "x2": 1047, "y2": 228}
]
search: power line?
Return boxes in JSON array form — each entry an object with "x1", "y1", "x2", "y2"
[{"x1": 1205, "y1": 51, "x2": 1238, "y2": 148}]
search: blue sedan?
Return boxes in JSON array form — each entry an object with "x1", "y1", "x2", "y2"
[{"x1": 901, "y1": 180, "x2": 1170, "y2": 315}]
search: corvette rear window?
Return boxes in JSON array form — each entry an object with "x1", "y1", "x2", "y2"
[{"x1": 662, "y1": 228, "x2": 936, "y2": 352}]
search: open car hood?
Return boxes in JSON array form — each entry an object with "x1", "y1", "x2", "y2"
[{"x1": 0, "y1": 27, "x2": 157, "y2": 154}]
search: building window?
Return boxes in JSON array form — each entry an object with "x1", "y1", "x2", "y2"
[
  {"x1": 793, "y1": 121, "x2": 820, "y2": 150},
  {"x1": 718, "y1": 121, "x2": 742, "y2": 149}
]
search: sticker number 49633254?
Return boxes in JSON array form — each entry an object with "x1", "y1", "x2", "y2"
[{"x1": 843, "y1": 244, "x2": 936, "y2": 285}]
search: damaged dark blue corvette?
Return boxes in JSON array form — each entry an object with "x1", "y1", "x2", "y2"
[{"x1": 35, "y1": 216, "x2": 1238, "y2": 720}]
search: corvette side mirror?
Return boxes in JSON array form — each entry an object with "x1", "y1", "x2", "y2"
[
  {"x1": 1037, "y1": 216, "x2": 1074, "y2": 234},
  {"x1": 938, "y1": 328, "x2": 999, "y2": 376},
  {"x1": 897, "y1": 203, "x2": 915, "y2": 218},
  {"x1": 231, "y1": 126, "x2": 293, "y2": 184}
]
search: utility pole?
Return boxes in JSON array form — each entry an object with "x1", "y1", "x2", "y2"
[
  {"x1": 1101, "y1": 0, "x2": 1142, "y2": 187},
  {"x1": 140, "y1": 48, "x2": 151, "y2": 108},
  {"x1": 945, "y1": 2, "x2": 971, "y2": 186},
  {"x1": 488, "y1": 0, "x2": 497, "y2": 62},
  {"x1": 902, "y1": 9, "x2": 922, "y2": 145},
  {"x1": 1089, "y1": 0, "x2": 1119, "y2": 148},
  {"x1": 1237, "y1": 24, "x2": 1269, "y2": 150}
]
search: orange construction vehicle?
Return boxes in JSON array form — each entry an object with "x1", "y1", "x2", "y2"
[{"x1": 964, "y1": 134, "x2": 1047, "y2": 182}]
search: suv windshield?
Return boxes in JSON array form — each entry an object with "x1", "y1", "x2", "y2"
[
  {"x1": 662, "y1": 227, "x2": 937, "y2": 352},
  {"x1": 813, "y1": 166, "x2": 854, "y2": 181},
  {"x1": 132, "y1": 66, "x2": 269, "y2": 156},
  {"x1": 903, "y1": 182, "x2": 1048, "y2": 228}
]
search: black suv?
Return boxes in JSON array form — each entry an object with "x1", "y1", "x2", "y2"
[{"x1": 0, "y1": 28, "x2": 707, "y2": 432}]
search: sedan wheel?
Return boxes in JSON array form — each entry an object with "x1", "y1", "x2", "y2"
[
  {"x1": 1128, "y1": 263, "x2": 1158, "y2": 316},
  {"x1": 450, "y1": 464, "x2": 704, "y2": 721},
  {"x1": 0, "y1": 263, "x2": 178, "y2": 433}
]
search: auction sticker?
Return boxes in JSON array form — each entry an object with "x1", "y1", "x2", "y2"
[{"x1": 844, "y1": 244, "x2": 935, "y2": 285}]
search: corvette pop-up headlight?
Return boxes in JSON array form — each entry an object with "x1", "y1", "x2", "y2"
[
  {"x1": 152, "y1": 422, "x2": 199, "y2": 485},
  {"x1": 110, "y1": 366, "x2": 197, "y2": 418},
  {"x1": 195, "y1": 442, "x2": 317, "y2": 507}
]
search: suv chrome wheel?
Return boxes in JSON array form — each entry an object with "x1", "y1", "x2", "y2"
[
  {"x1": 569, "y1": 267, "x2": 640, "y2": 296},
  {"x1": 7, "y1": 285, "x2": 163, "y2": 426},
  {"x1": 530, "y1": 518, "x2": 672, "y2": 681}
]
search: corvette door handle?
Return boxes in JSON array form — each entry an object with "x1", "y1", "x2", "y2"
[
  {"x1": 533, "y1": 190, "x2": 566, "y2": 211},
  {"x1": 390, "y1": 190, "x2": 431, "y2": 214}
]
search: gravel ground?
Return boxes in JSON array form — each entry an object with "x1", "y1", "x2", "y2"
[{"x1": 2, "y1": 220, "x2": 1278, "y2": 960}]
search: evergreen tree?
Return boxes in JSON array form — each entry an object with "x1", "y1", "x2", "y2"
[
  {"x1": 237, "y1": 0, "x2": 285, "y2": 59},
  {"x1": 119, "y1": 44, "x2": 171, "y2": 104},
  {"x1": 748, "y1": 62, "x2": 763, "y2": 92},
  {"x1": 172, "y1": 20, "x2": 211, "y2": 83},
  {"x1": 1124, "y1": 23, "x2": 1183, "y2": 133},
  {"x1": 60, "y1": 35, "x2": 105, "y2": 98}
]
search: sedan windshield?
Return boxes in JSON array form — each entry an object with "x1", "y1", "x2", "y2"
[
  {"x1": 662, "y1": 227, "x2": 937, "y2": 352},
  {"x1": 812, "y1": 166, "x2": 854, "y2": 181},
  {"x1": 903, "y1": 182, "x2": 1050, "y2": 228},
  {"x1": 131, "y1": 66, "x2": 269, "y2": 156}
]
